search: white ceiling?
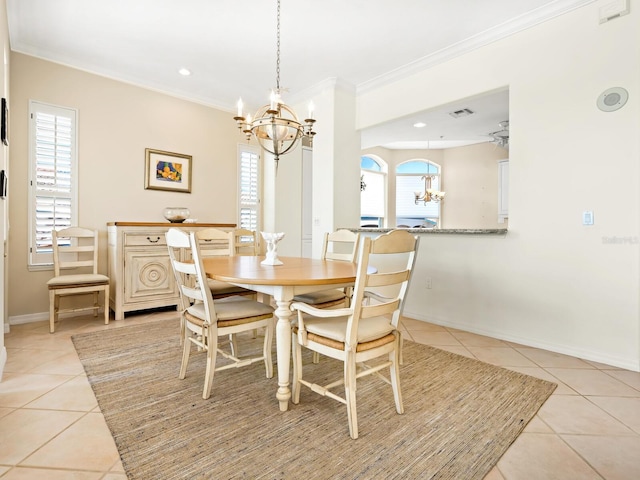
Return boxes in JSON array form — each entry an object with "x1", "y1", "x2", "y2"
[{"x1": 6, "y1": 0, "x2": 593, "y2": 149}]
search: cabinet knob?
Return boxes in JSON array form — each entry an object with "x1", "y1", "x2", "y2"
[{"x1": 146, "y1": 236, "x2": 161, "y2": 243}]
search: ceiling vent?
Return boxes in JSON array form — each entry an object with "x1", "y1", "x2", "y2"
[{"x1": 448, "y1": 108, "x2": 474, "y2": 118}]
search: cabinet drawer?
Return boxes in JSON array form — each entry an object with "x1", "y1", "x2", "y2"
[{"x1": 124, "y1": 232, "x2": 167, "y2": 247}]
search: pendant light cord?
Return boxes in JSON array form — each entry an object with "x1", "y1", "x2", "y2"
[{"x1": 275, "y1": 0, "x2": 281, "y2": 92}]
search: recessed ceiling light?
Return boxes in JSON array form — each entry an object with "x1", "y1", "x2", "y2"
[
  {"x1": 413, "y1": 122, "x2": 426, "y2": 128},
  {"x1": 178, "y1": 68, "x2": 191, "y2": 76}
]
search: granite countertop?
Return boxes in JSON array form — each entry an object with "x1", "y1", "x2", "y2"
[{"x1": 348, "y1": 227, "x2": 508, "y2": 235}]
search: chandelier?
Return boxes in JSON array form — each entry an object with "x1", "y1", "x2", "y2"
[
  {"x1": 414, "y1": 175, "x2": 445, "y2": 204},
  {"x1": 233, "y1": 0, "x2": 316, "y2": 171}
]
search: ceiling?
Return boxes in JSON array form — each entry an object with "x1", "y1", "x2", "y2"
[{"x1": 6, "y1": 0, "x2": 592, "y2": 149}]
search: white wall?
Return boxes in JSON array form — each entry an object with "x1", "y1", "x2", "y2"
[{"x1": 358, "y1": 1, "x2": 640, "y2": 370}]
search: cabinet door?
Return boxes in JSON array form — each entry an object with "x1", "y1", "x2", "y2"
[{"x1": 124, "y1": 249, "x2": 178, "y2": 303}]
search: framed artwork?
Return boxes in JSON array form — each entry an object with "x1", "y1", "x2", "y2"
[
  {"x1": 1, "y1": 98, "x2": 8, "y2": 146},
  {"x1": 144, "y1": 148, "x2": 192, "y2": 193}
]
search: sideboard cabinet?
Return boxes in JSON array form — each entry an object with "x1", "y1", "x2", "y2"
[{"x1": 107, "y1": 222, "x2": 235, "y2": 320}]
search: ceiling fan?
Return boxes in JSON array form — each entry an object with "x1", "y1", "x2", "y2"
[{"x1": 487, "y1": 120, "x2": 509, "y2": 148}]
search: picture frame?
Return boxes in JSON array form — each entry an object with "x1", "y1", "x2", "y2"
[
  {"x1": 144, "y1": 148, "x2": 192, "y2": 193},
  {"x1": 1, "y1": 98, "x2": 8, "y2": 146}
]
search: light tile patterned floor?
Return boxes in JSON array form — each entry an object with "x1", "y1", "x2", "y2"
[{"x1": 1, "y1": 312, "x2": 639, "y2": 479}]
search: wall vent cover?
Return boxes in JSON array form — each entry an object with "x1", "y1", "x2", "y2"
[{"x1": 448, "y1": 108, "x2": 474, "y2": 118}]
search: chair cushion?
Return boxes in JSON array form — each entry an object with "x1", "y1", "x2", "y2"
[
  {"x1": 47, "y1": 273, "x2": 110, "y2": 288},
  {"x1": 186, "y1": 297, "x2": 274, "y2": 324},
  {"x1": 303, "y1": 314, "x2": 394, "y2": 344},
  {"x1": 206, "y1": 279, "x2": 253, "y2": 297},
  {"x1": 293, "y1": 289, "x2": 346, "y2": 305}
]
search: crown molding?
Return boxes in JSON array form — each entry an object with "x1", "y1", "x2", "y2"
[
  {"x1": 288, "y1": 77, "x2": 357, "y2": 104},
  {"x1": 357, "y1": 0, "x2": 596, "y2": 95}
]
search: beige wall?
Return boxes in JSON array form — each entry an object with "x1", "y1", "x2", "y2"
[
  {"x1": 9, "y1": 53, "x2": 244, "y2": 320},
  {"x1": 358, "y1": 1, "x2": 640, "y2": 370},
  {"x1": 362, "y1": 143, "x2": 508, "y2": 229},
  {"x1": 441, "y1": 143, "x2": 508, "y2": 229}
]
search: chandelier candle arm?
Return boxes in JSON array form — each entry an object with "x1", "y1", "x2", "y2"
[{"x1": 232, "y1": 0, "x2": 316, "y2": 172}]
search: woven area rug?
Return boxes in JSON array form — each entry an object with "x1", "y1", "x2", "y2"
[{"x1": 72, "y1": 318, "x2": 556, "y2": 480}]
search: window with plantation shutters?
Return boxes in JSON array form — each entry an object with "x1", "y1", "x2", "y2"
[
  {"x1": 28, "y1": 101, "x2": 78, "y2": 267},
  {"x1": 238, "y1": 145, "x2": 260, "y2": 231}
]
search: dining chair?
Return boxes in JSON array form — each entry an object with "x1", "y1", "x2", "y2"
[
  {"x1": 290, "y1": 229, "x2": 419, "y2": 439},
  {"x1": 233, "y1": 228, "x2": 259, "y2": 256},
  {"x1": 166, "y1": 227, "x2": 275, "y2": 400},
  {"x1": 292, "y1": 229, "x2": 360, "y2": 309},
  {"x1": 196, "y1": 228, "x2": 259, "y2": 353},
  {"x1": 46, "y1": 227, "x2": 110, "y2": 333},
  {"x1": 196, "y1": 228, "x2": 256, "y2": 300}
]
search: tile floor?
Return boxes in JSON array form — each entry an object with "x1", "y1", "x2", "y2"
[{"x1": 1, "y1": 312, "x2": 639, "y2": 479}]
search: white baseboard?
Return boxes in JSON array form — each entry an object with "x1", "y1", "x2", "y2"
[
  {"x1": 8, "y1": 309, "x2": 108, "y2": 329},
  {"x1": 403, "y1": 310, "x2": 640, "y2": 372},
  {"x1": 9, "y1": 312, "x2": 49, "y2": 325},
  {"x1": 0, "y1": 346, "x2": 6, "y2": 381}
]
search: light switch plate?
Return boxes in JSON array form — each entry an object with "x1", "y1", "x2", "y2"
[{"x1": 583, "y1": 211, "x2": 594, "y2": 225}]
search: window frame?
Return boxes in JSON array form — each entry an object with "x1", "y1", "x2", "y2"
[{"x1": 28, "y1": 100, "x2": 79, "y2": 269}]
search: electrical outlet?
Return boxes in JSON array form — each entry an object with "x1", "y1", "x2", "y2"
[{"x1": 426, "y1": 277, "x2": 432, "y2": 289}]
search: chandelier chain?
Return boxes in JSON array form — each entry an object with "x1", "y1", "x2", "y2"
[{"x1": 275, "y1": 0, "x2": 281, "y2": 92}]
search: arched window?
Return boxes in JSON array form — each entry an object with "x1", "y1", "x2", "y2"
[
  {"x1": 360, "y1": 155, "x2": 387, "y2": 227},
  {"x1": 396, "y1": 160, "x2": 441, "y2": 228}
]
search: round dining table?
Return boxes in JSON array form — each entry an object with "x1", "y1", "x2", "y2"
[{"x1": 202, "y1": 255, "x2": 358, "y2": 411}]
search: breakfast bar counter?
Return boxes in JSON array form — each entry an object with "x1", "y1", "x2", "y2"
[{"x1": 348, "y1": 228, "x2": 508, "y2": 235}]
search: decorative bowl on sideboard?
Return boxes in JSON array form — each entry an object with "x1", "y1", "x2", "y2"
[{"x1": 163, "y1": 207, "x2": 190, "y2": 223}]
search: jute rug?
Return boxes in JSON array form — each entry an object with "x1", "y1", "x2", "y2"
[{"x1": 72, "y1": 318, "x2": 556, "y2": 480}]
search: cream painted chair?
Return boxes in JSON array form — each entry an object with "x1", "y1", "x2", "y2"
[
  {"x1": 196, "y1": 228, "x2": 256, "y2": 300},
  {"x1": 233, "y1": 228, "x2": 259, "y2": 256},
  {"x1": 46, "y1": 227, "x2": 110, "y2": 333},
  {"x1": 292, "y1": 229, "x2": 360, "y2": 309},
  {"x1": 196, "y1": 228, "x2": 258, "y2": 354},
  {"x1": 166, "y1": 228, "x2": 275, "y2": 400},
  {"x1": 290, "y1": 229, "x2": 419, "y2": 439}
]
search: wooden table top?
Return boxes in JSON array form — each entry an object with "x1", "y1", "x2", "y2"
[{"x1": 202, "y1": 256, "x2": 358, "y2": 287}]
